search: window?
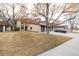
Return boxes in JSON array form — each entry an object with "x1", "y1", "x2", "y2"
[
  {"x1": 0, "y1": 25, "x2": 3, "y2": 32},
  {"x1": 52, "y1": 27, "x2": 53, "y2": 31},
  {"x1": 21, "y1": 26, "x2": 24, "y2": 30},
  {"x1": 49, "y1": 27, "x2": 51, "y2": 31},
  {"x1": 30, "y1": 27, "x2": 32, "y2": 30},
  {"x1": 41, "y1": 25, "x2": 45, "y2": 32}
]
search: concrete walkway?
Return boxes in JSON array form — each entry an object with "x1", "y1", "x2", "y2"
[{"x1": 38, "y1": 32, "x2": 79, "y2": 56}]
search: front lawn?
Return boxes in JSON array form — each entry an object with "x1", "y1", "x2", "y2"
[{"x1": 0, "y1": 31, "x2": 71, "y2": 56}]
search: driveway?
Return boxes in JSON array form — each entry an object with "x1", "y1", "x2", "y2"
[
  {"x1": 38, "y1": 32, "x2": 79, "y2": 56},
  {"x1": 49, "y1": 31, "x2": 79, "y2": 38}
]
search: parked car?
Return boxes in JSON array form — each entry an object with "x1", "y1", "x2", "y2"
[{"x1": 54, "y1": 28, "x2": 67, "y2": 33}]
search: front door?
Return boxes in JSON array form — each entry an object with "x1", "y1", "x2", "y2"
[
  {"x1": 41, "y1": 25, "x2": 45, "y2": 32},
  {"x1": 25, "y1": 26, "x2": 27, "y2": 30}
]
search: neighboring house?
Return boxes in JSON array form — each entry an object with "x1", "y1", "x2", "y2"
[
  {"x1": 15, "y1": 18, "x2": 52, "y2": 33},
  {"x1": 0, "y1": 21, "x2": 12, "y2": 32},
  {"x1": 16, "y1": 18, "x2": 41, "y2": 32}
]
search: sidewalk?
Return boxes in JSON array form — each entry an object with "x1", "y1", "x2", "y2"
[{"x1": 38, "y1": 32, "x2": 79, "y2": 56}]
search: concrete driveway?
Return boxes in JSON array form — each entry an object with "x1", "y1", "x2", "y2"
[
  {"x1": 49, "y1": 31, "x2": 79, "y2": 38},
  {"x1": 38, "y1": 32, "x2": 79, "y2": 56}
]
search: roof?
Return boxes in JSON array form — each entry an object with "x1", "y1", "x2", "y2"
[
  {"x1": 19, "y1": 18, "x2": 49, "y2": 26},
  {"x1": 17, "y1": 17, "x2": 39, "y2": 25},
  {"x1": 0, "y1": 21, "x2": 11, "y2": 26},
  {"x1": 16, "y1": 17, "x2": 65, "y2": 27}
]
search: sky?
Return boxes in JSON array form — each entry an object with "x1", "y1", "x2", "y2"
[{"x1": 0, "y1": 0, "x2": 79, "y2": 3}]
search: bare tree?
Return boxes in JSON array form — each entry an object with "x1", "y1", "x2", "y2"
[
  {"x1": 64, "y1": 14, "x2": 79, "y2": 32},
  {"x1": 33, "y1": 3, "x2": 79, "y2": 33},
  {"x1": 63, "y1": 3, "x2": 79, "y2": 32},
  {"x1": 0, "y1": 3, "x2": 28, "y2": 31}
]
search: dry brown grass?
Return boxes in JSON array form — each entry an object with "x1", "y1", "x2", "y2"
[{"x1": 0, "y1": 31, "x2": 71, "y2": 56}]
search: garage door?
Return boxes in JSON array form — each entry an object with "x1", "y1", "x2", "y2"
[{"x1": 0, "y1": 26, "x2": 3, "y2": 32}]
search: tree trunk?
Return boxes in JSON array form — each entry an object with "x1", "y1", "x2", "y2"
[
  {"x1": 52, "y1": 26, "x2": 54, "y2": 31},
  {"x1": 70, "y1": 26, "x2": 74, "y2": 32},
  {"x1": 46, "y1": 3, "x2": 49, "y2": 34},
  {"x1": 12, "y1": 3, "x2": 15, "y2": 31},
  {"x1": 46, "y1": 26, "x2": 49, "y2": 34},
  {"x1": 46, "y1": 21, "x2": 50, "y2": 34}
]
